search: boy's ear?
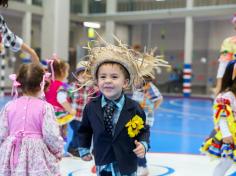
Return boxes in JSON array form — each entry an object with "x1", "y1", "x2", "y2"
[{"x1": 123, "y1": 79, "x2": 129, "y2": 89}]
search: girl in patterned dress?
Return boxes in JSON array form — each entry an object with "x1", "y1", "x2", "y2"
[
  {"x1": 45, "y1": 56, "x2": 76, "y2": 141},
  {"x1": 200, "y1": 60, "x2": 236, "y2": 176},
  {"x1": 0, "y1": 63, "x2": 64, "y2": 176}
]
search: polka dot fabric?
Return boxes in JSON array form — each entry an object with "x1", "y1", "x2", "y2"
[{"x1": 103, "y1": 101, "x2": 116, "y2": 135}]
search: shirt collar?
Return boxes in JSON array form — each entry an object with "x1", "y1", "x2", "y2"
[{"x1": 101, "y1": 94, "x2": 125, "y2": 110}]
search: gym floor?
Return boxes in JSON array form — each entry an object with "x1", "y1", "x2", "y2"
[{"x1": 1, "y1": 96, "x2": 236, "y2": 176}]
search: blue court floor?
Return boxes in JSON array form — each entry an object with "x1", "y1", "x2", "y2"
[
  {"x1": 150, "y1": 96, "x2": 213, "y2": 154},
  {"x1": 65, "y1": 96, "x2": 213, "y2": 154},
  {"x1": 1, "y1": 96, "x2": 236, "y2": 175}
]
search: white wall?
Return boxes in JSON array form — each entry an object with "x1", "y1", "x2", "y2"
[
  {"x1": 3, "y1": 11, "x2": 236, "y2": 94},
  {"x1": 32, "y1": 20, "x2": 41, "y2": 49},
  {"x1": 208, "y1": 20, "x2": 235, "y2": 50},
  {"x1": 130, "y1": 19, "x2": 235, "y2": 88},
  {"x1": 69, "y1": 23, "x2": 129, "y2": 61},
  {"x1": 115, "y1": 24, "x2": 129, "y2": 44},
  {"x1": 4, "y1": 16, "x2": 22, "y2": 37},
  {"x1": 131, "y1": 25, "x2": 142, "y2": 46}
]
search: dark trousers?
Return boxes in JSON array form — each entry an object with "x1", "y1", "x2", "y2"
[
  {"x1": 138, "y1": 157, "x2": 147, "y2": 167},
  {"x1": 68, "y1": 120, "x2": 81, "y2": 150}
]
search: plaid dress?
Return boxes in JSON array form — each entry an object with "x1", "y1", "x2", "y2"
[
  {"x1": 0, "y1": 15, "x2": 23, "y2": 52},
  {"x1": 70, "y1": 82, "x2": 98, "y2": 121},
  {"x1": 67, "y1": 83, "x2": 98, "y2": 154},
  {"x1": 132, "y1": 82, "x2": 162, "y2": 127}
]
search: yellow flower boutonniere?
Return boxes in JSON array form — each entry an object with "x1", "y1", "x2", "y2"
[{"x1": 125, "y1": 115, "x2": 144, "y2": 138}]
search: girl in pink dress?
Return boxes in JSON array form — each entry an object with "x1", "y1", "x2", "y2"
[
  {"x1": 45, "y1": 57, "x2": 76, "y2": 141},
  {"x1": 0, "y1": 63, "x2": 64, "y2": 176}
]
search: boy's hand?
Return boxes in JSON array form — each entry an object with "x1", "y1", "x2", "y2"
[
  {"x1": 222, "y1": 136, "x2": 234, "y2": 144},
  {"x1": 133, "y1": 140, "x2": 145, "y2": 158},
  {"x1": 82, "y1": 154, "x2": 93, "y2": 161},
  {"x1": 70, "y1": 109, "x2": 76, "y2": 116}
]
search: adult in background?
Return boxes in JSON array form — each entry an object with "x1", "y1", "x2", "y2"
[
  {"x1": 215, "y1": 13, "x2": 236, "y2": 95},
  {"x1": 0, "y1": 0, "x2": 39, "y2": 63}
]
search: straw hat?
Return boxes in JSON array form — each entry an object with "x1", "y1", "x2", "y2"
[
  {"x1": 89, "y1": 45, "x2": 139, "y2": 88},
  {"x1": 81, "y1": 34, "x2": 170, "y2": 90},
  {"x1": 135, "y1": 48, "x2": 170, "y2": 79}
]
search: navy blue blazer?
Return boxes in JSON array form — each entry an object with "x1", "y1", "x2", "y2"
[{"x1": 78, "y1": 95, "x2": 150, "y2": 174}]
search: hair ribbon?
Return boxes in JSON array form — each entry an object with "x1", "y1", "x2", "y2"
[
  {"x1": 46, "y1": 53, "x2": 58, "y2": 81},
  {"x1": 40, "y1": 72, "x2": 51, "y2": 97},
  {"x1": 9, "y1": 74, "x2": 21, "y2": 98}
]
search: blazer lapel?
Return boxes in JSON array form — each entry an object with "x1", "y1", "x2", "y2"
[
  {"x1": 93, "y1": 96, "x2": 104, "y2": 125},
  {"x1": 113, "y1": 97, "x2": 135, "y2": 140}
]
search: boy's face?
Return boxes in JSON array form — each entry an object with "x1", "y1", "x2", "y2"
[
  {"x1": 134, "y1": 79, "x2": 143, "y2": 89},
  {"x1": 97, "y1": 63, "x2": 129, "y2": 100}
]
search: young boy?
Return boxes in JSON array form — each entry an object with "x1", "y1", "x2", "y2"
[
  {"x1": 67, "y1": 60, "x2": 99, "y2": 157},
  {"x1": 133, "y1": 75, "x2": 163, "y2": 176},
  {"x1": 78, "y1": 39, "x2": 150, "y2": 176}
]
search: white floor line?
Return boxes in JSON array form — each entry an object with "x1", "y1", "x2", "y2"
[{"x1": 60, "y1": 153, "x2": 236, "y2": 176}]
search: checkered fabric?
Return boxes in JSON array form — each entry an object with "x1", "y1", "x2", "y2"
[
  {"x1": 70, "y1": 83, "x2": 97, "y2": 121},
  {"x1": 0, "y1": 15, "x2": 23, "y2": 52}
]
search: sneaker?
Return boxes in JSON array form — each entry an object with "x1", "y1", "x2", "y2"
[
  {"x1": 67, "y1": 148, "x2": 80, "y2": 157},
  {"x1": 137, "y1": 166, "x2": 149, "y2": 176}
]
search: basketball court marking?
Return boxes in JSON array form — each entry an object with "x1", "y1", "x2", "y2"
[{"x1": 60, "y1": 153, "x2": 236, "y2": 176}]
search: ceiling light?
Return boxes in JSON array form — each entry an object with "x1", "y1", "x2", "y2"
[{"x1": 83, "y1": 22, "x2": 101, "y2": 29}]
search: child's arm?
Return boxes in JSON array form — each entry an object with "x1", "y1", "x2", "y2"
[
  {"x1": 219, "y1": 118, "x2": 233, "y2": 144},
  {"x1": 57, "y1": 89, "x2": 76, "y2": 115},
  {"x1": 78, "y1": 105, "x2": 93, "y2": 161},
  {"x1": 78, "y1": 148, "x2": 93, "y2": 161},
  {"x1": 133, "y1": 106, "x2": 150, "y2": 158},
  {"x1": 149, "y1": 82, "x2": 163, "y2": 109},
  {"x1": 133, "y1": 140, "x2": 146, "y2": 158},
  {"x1": 0, "y1": 104, "x2": 9, "y2": 145},
  {"x1": 21, "y1": 43, "x2": 39, "y2": 63},
  {"x1": 0, "y1": 15, "x2": 39, "y2": 63},
  {"x1": 60, "y1": 101, "x2": 76, "y2": 115},
  {"x1": 42, "y1": 103, "x2": 64, "y2": 160},
  {"x1": 154, "y1": 96, "x2": 163, "y2": 109},
  {"x1": 214, "y1": 93, "x2": 235, "y2": 144}
]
